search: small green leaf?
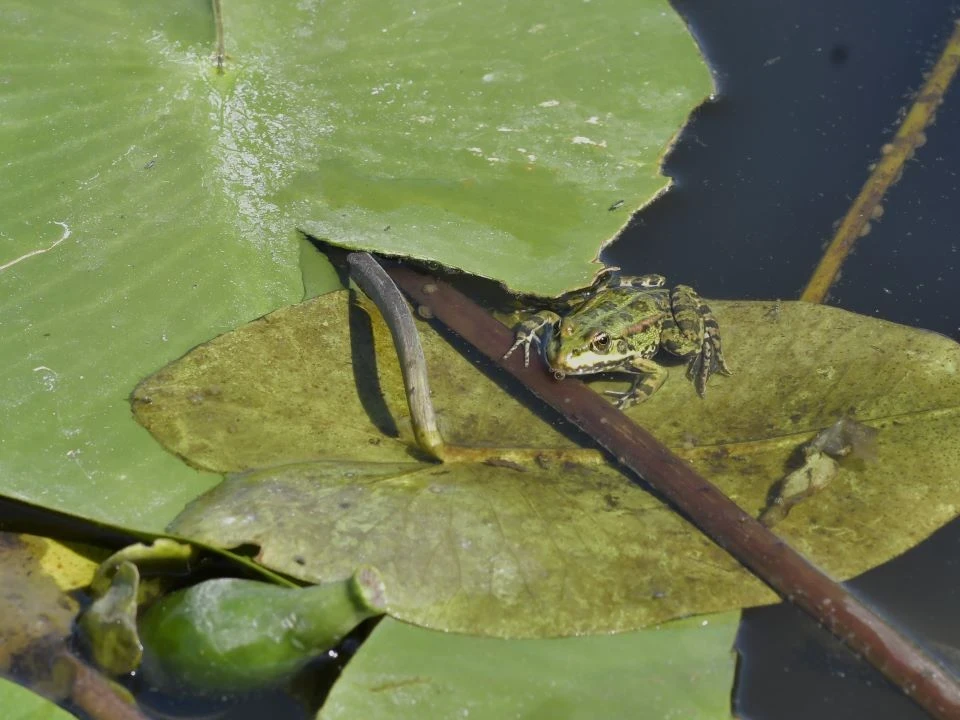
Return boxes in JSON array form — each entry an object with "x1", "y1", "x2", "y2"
[
  {"x1": 138, "y1": 569, "x2": 387, "y2": 693},
  {"x1": 318, "y1": 614, "x2": 738, "y2": 720},
  {"x1": 78, "y1": 561, "x2": 143, "y2": 676}
]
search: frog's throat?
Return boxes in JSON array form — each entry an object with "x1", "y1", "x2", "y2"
[{"x1": 547, "y1": 348, "x2": 633, "y2": 375}]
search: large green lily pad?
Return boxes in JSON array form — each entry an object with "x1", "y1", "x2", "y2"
[
  {"x1": 318, "y1": 614, "x2": 738, "y2": 720},
  {"x1": 139, "y1": 291, "x2": 960, "y2": 635},
  {"x1": 0, "y1": 0, "x2": 709, "y2": 532}
]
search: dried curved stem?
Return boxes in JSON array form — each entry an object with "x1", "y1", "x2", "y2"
[{"x1": 347, "y1": 252, "x2": 445, "y2": 460}]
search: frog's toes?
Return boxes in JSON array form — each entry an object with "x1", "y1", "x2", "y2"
[
  {"x1": 604, "y1": 388, "x2": 637, "y2": 409},
  {"x1": 687, "y1": 330, "x2": 732, "y2": 397},
  {"x1": 503, "y1": 333, "x2": 539, "y2": 367}
]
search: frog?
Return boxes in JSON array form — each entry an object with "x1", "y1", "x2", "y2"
[{"x1": 502, "y1": 269, "x2": 731, "y2": 408}]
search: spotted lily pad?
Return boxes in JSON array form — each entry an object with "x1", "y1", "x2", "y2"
[{"x1": 136, "y1": 291, "x2": 960, "y2": 635}]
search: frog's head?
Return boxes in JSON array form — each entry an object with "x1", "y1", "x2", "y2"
[{"x1": 544, "y1": 314, "x2": 662, "y2": 379}]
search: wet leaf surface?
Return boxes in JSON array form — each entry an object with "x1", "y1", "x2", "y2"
[
  {"x1": 141, "y1": 291, "x2": 960, "y2": 634},
  {"x1": 294, "y1": 0, "x2": 712, "y2": 296}
]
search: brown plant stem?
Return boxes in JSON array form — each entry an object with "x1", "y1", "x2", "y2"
[
  {"x1": 801, "y1": 20, "x2": 960, "y2": 303},
  {"x1": 54, "y1": 649, "x2": 149, "y2": 720},
  {"x1": 384, "y1": 262, "x2": 960, "y2": 720}
]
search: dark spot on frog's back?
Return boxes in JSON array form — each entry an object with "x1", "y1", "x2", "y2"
[{"x1": 603, "y1": 493, "x2": 620, "y2": 509}]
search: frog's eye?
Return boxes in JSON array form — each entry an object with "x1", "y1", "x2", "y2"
[{"x1": 590, "y1": 332, "x2": 611, "y2": 353}]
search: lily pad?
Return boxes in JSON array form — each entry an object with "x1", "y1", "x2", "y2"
[
  {"x1": 294, "y1": 0, "x2": 712, "y2": 295},
  {"x1": 318, "y1": 614, "x2": 739, "y2": 720},
  {"x1": 0, "y1": 0, "x2": 304, "y2": 531},
  {"x1": 171, "y1": 460, "x2": 751, "y2": 636},
  {"x1": 141, "y1": 291, "x2": 960, "y2": 635},
  {"x1": 0, "y1": 0, "x2": 709, "y2": 534}
]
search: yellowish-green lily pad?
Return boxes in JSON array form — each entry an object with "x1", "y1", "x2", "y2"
[
  {"x1": 318, "y1": 614, "x2": 739, "y2": 720},
  {"x1": 138, "y1": 291, "x2": 960, "y2": 635}
]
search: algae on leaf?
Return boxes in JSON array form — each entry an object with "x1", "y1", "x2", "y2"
[
  {"x1": 0, "y1": 534, "x2": 97, "y2": 704},
  {"x1": 140, "y1": 291, "x2": 960, "y2": 635}
]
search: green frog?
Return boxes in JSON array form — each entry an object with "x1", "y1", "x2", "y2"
[{"x1": 503, "y1": 270, "x2": 731, "y2": 408}]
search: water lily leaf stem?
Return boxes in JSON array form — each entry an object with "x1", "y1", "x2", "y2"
[{"x1": 801, "y1": 19, "x2": 960, "y2": 303}]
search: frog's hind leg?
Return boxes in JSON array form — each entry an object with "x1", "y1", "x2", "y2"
[
  {"x1": 604, "y1": 357, "x2": 668, "y2": 409},
  {"x1": 659, "y1": 285, "x2": 704, "y2": 354},
  {"x1": 686, "y1": 309, "x2": 732, "y2": 396},
  {"x1": 661, "y1": 285, "x2": 732, "y2": 397}
]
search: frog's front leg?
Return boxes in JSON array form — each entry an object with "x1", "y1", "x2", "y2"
[
  {"x1": 603, "y1": 356, "x2": 668, "y2": 409},
  {"x1": 503, "y1": 310, "x2": 561, "y2": 367},
  {"x1": 660, "y1": 285, "x2": 732, "y2": 396}
]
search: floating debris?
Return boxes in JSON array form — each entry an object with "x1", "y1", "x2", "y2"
[{"x1": 760, "y1": 417, "x2": 878, "y2": 526}]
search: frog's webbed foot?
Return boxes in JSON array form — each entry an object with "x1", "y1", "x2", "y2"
[
  {"x1": 661, "y1": 285, "x2": 731, "y2": 398},
  {"x1": 503, "y1": 314, "x2": 558, "y2": 367},
  {"x1": 604, "y1": 359, "x2": 668, "y2": 409},
  {"x1": 604, "y1": 384, "x2": 643, "y2": 409},
  {"x1": 686, "y1": 311, "x2": 733, "y2": 397}
]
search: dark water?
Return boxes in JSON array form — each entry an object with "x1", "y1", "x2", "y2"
[{"x1": 605, "y1": 1, "x2": 960, "y2": 718}]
